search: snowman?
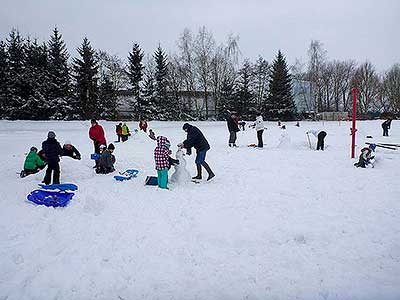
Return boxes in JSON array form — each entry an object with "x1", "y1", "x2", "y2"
[{"x1": 170, "y1": 148, "x2": 191, "y2": 184}]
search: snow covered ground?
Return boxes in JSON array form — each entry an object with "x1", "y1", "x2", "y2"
[{"x1": 0, "y1": 119, "x2": 399, "y2": 300}]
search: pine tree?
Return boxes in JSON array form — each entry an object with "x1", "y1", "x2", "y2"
[
  {"x1": 219, "y1": 77, "x2": 236, "y2": 118},
  {"x1": 0, "y1": 41, "x2": 9, "y2": 118},
  {"x1": 234, "y1": 60, "x2": 255, "y2": 119},
  {"x1": 6, "y1": 30, "x2": 26, "y2": 119},
  {"x1": 23, "y1": 39, "x2": 50, "y2": 119},
  {"x1": 141, "y1": 72, "x2": 156, "y2": 119},
  {"x1": 98, "y1": 73, "x2": 118, "y2": 120},
  {"x1": 48, "y1": 27, "x2": 72, "y2": 119},
  {"x1": 265, "y1": 50, "x2": 295, "y2": 120},
  {"x1": 72, "y1": 37, "x2": 99, "y2": 120},
  {"x1": 153, "y1": 45, "x2": 169, "y2": 120},
  {"x1": 127, "y1": 43, "x2": 144, "y2": 118}
]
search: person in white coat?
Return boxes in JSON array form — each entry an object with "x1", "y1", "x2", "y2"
[
  {"x1": 251, "y1": 112, "x2": 264, "y2": 148},
  {"x1": 306, "y1": 129, "x2": 327, "y2": 150}
]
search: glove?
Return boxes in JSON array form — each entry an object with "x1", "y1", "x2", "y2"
[{"x1": 186, "y1": 148, "x2": 192, "y2": 156}]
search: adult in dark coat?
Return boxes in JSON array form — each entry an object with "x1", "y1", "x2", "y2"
[
  {"x1": 181, "y1": 123, "x2": 215, "y2": 181},
  {"x1": 225, "y1": 111, "x2": 240, "y2": 147},
  {"x1": 42, "y1": 131, "x2": 63, "y2": 184},
  {"x1": 382, "y1": 118, "x2": 392, "y2": 136}
]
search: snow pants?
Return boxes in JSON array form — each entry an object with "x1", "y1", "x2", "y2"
[
  {"x1": 43, "y1": 161, "x2": 60, "y2": 185},
  {"x1": 257, "y1": 129, "x2": 264, "y2": 148},
  {"x1": 317, "y1": 131, "x2": 327, "y2": 150},
  {"x1": 157, "y1": 169, "x2": 168, "y2": 189},
  {"x1": 229, "y1": 131, "x2": 237, "y2": 145}
]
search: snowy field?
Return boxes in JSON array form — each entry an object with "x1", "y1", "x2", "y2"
[{"x1": 0, "y1": 119, "x2": 399, "y2": 300}]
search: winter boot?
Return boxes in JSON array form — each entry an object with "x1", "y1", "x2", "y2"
[
  {"x1": 202, "y1": 162, "x2": 215, "y2": 181},
  {"x1": 192, "y1": 164, "x2": 202, "y2": 180}
]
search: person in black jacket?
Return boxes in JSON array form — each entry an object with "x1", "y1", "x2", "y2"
[
  {"x1": 42, "y1": 131, "x2": 63, "y2": 184},
  {"x1": 180, "y1": 123, "x2": 215, "y2": 181},
  {"x1": 61, "y1": 141, "x2": 81, "y2": 160},
  {"x1": 382, "y1": 118, "x2": 392, "y2": 136},
  {"x1": 96, "y1": 143, "x2": 116, "y2": 174},
  {"x1": 225, "y1": 111, "x2": 240, "y2": 147}
]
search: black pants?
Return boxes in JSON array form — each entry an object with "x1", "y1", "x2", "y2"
[
  {"x1": 229, "y1": 131, "x2": 237, "y2": 145},
  {"x1": 382, "y1": 125, "x2": 389, "y2": 136},
  {"x1": 43, "y1": 161, "x2": 60, "y2": 184},
  {"x1": 122, "y1": 135, "x2": 128, "y2": 142},
  {"x1": 317, "y1": 131, "x2": 327, "y2": 150},
  {"x1": 257, "y1": 130, "x2": 264, "y2": 148},
  {"x1": 117, "y1": 135, "x2": 121, "y2": 142}
]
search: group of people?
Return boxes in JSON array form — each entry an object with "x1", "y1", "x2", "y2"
[
  {"x1": 225, "y1": 111, "x2": 265, "y2": 148},
  {"x1": 21, "y1": 131, "x2": 81, "y2": 184}
]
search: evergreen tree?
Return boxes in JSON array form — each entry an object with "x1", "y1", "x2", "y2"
[
  {"x1": 72, "y1": 37, "x2": 99, "y2": 120},
  {"x1": 23, "y1": 39, "x2": 50, "y2": 119},
  {"x1": 141, "y1": 72, "x2": 156, "y2": 119},
  {"x1": 6, "y1": 30, "x2": 26, "y2": 119},
  {"x1": 48, "y1": 27, "x2": 72, "y2": 119},
  {"x1": 0, "y1": 41, "x2": 9, "y2": 118},
  {"x1": 153, "y1": 45, "x2": 169, "y2": 120},
  {"x1": 98, "y1": 73, "x2": 118, "y2": 120},
  {"x1": 127, "y1": 43, "x2": 144, "y2": 118},
  {"x1": 219, "y1": 77, "x2": 236, "y2": 118},
  {"x1": 265, "y1": 50, "x2": 295, "y2": 120},
  {"x1": 234, "y1": 60, "x2": 255, "y2": 119}
]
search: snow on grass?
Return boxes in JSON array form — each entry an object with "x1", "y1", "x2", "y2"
[{"x1": 0, "y1": 120, "x2": 399, "y2": 300}]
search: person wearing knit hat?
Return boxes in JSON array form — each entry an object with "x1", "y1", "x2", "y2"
[
  {"x1": 42, "y1": 131, "x2": 63, "y2": 184},
  {"x1": 96, "y1": 143, "x2": 116, "y2": 174}
]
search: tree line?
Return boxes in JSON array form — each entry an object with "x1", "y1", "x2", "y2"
[{"x1": 0, "y1": 27, "x2": 399, "y2": 121}]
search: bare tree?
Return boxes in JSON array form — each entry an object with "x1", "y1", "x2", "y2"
[
  {"x1": 291, "y1": 59, "x2": 312, "y2": 112},
  {"x1": 194, "y1": 26, "x2": 215, "y2": 119},
  {"x1": 96, "y1": 50, "x2": 128, "y2": 91},
  {"x1": 252, "y1": 56, "x2": 270, "y2": 111},
  {"x1": 307, "y1": 40, "x2": 327, "y2": 112},
  {"x1": 352, "y1": 62, "x2": 380, "y2": 114},
  {"x1": 383, "y1": 64, "x2": 400, "y2": 113}
]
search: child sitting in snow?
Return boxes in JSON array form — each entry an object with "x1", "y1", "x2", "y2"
[
  {"x1": 20, "y1": 146, "x2": 47, "y2": 177},
  {"x1": 154, "y1": 136, "x2": 179, "y2": 189},
  {"x1": 96, "y1": 143, "x2": 116, "y2": 174},
  {"x1": 354, "y1": 146, "x2": 375, "y2": 168}
]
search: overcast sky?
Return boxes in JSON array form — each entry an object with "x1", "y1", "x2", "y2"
[{"x1": 1, "y1": 0, "x2": 399, "y2": 71}]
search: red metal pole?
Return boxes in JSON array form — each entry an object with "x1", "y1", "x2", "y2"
[{"x1": 351, "y1": 87, "x2": 357, "y2": 158}]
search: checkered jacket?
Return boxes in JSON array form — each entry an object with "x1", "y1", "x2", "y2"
[{"x1": 154, "y1": 136, "x2": 170, "y2": 170}]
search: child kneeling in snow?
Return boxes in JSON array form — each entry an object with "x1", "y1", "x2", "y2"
[
  {"x1": 154, "y1": 136, "x2": 179, "y2": 189},
  {"x1": 96, "y1": 143, "x2": 116, "y2": 174},
  {"x1": 20, "y1": 146, "x2": 47, "y2": 177},
  {"x1": 354, "y1": 146, "x2": 375, "y2": 168}
]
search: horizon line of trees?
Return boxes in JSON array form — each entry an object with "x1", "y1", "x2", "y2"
[{"x1": 0, "y1": 27, "x2": 399, "y2": 121}]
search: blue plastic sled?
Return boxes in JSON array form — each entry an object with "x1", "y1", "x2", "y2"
[
  {"x1": 145, "y1": 176, "x2": 158, "y2": 186},
  {"x1": 38, "y1": 183, "x2": 78, "y2": 191},
  {"x1": 114, "y1": 169, "x2": 139, "y2": 181},
  {"x1": 91, "y1": 153, "x2": 100, "y2": 160},
  {"x1": 27, "y1": 190, "x2": 75, "y2": 207}
]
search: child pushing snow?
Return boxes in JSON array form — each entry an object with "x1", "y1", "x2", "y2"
[
  {"x1": 354, "y1": 145, "x2": 375, "y2": 168},
  {"x1": 20, "y1": 146, "x2": 46, "y2": 178}
]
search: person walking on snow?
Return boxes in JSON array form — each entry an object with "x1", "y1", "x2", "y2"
[
  {"x1": 180, "y1": 123, "x2": 215, "y2": 181},
  {"x1": 154, "y1": 136, "x2": 177, "y2": 189},
  {"x1": 121, "y1": 123, "x2": 130, "y2": 142},
  {"x1": 139, "y1": 118, "x2": 148, "y2": 133},
  {"x1": 250, "y1": 112, "x2": 264, "y2": 148},
  {"x1": 306, "y1": 129, "x2": 327, "y2": 150},
  {"x1": 225, "y1": 111, "x2": 240, "y2": 147},
  {"x1": 42, "y1": 131, "x2": 63, "y2": 184},
  {"x1": 382, "y1": 118, "x2": 392, "y2": 136}
]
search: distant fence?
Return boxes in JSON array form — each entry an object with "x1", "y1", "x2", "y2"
[{"x1": 319, "y1": 112, "x2": 349, "y2": 121}]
